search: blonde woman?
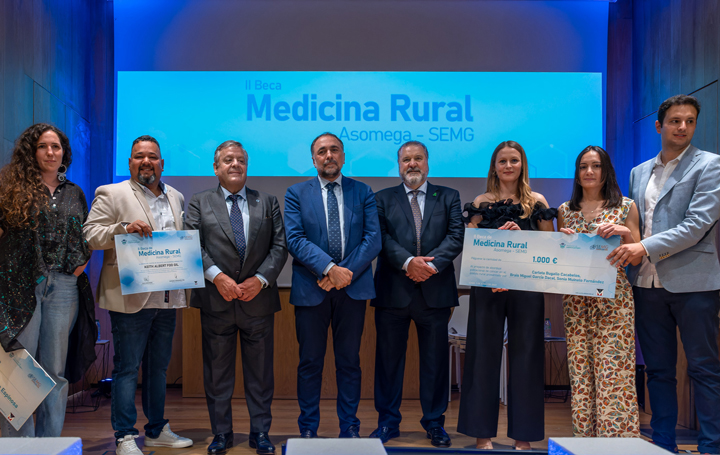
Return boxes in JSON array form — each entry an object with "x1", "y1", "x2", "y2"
[{"x1": 457, "y1": 141, "x2": 555, "y2": 450}]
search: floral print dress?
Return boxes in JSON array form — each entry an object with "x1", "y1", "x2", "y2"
[{"x1": 559, "y1": 197, "x2": 640, "y2": 437}]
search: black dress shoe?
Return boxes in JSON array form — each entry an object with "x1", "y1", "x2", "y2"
[
  {"x1": 339, "y1": 425, "x2": 361, "y2": 438},
  {"x1": 249, "y1": 432, "x2": 275, "y2": 454},
  {"x1": 369, "y1": 426, "x2": 399, "y2": 444},
  {"x1": 299, "y1": 428, "x2": 317, "y2": 438},
  {"x1": 426, "y1": 427, "x2": 451, "y2": 448},
  {"x1": 208, "y1": 432, "x2": 234, "y2": 455}
]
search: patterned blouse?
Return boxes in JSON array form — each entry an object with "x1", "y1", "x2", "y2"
[
  {"x1": 558, "y1": 197, "x2": 633, "y2": 236},
  {"x1": 0, "y1": 180, "x2": 91, "y2": 350}
]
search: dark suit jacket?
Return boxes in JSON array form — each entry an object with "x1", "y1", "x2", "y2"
[
  {"x1": 372, "y1": 182, "x2": 464, "y2": 309},
  {"x1": 284, "y1": 176, "x2": 382, "y2": 306},
  {"x1": 185, "y1": 185, "x2": 288, "y2": 316}
]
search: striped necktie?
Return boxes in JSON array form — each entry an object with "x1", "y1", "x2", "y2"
[{"x1": 410, "y1": 190, "x2": 422, "y2": 255}]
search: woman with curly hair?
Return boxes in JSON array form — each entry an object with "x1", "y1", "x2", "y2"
[
  {"x1": 0, "y1": 123, "x2": 91, "y2": 437},
  {"x1": 457, "y1": 141, "x2": 556, "y2": 450}
]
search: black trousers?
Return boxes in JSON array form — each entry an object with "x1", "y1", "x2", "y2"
[
  {"x1": 373, "y1": 287, "x2": 452, "y2": 431},
  {"x1": 457, "y1": 287, "x2": 545, "y2": 441},
  {"x1": 294, "y1": 288, "x2": 366, "y2": 433},
  {"x1": 634, "y1": 286, "x2": 720, "y2": 454},
  {"x1": 201, "y1": 303, "x2": 275, "y2": 435}
]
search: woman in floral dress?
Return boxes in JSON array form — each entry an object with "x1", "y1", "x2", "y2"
[{"x1": 558, "y1": 145, "x2": 641, "y2": 437}]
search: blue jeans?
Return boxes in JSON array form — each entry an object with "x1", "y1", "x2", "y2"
[
  {"x1": 109, "y1": 308, "x2": 176, "y2": 440},
  {"x1": 1, "y1": 272, "x2": 79, "y2": 438}
]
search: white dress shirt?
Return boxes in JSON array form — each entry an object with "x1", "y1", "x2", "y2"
[
  {"x1": 319, "y1": 175, "x2": 346, "y2": 275},
  {"x1": 636, "y1": 146, "x2": 690, "y2": 288},
  {"x1": 139, "y1": 182, "x2": 187, "y2": 309},
  {"x1": 401, "y1": 181, "x2": 436, "y2": 271},
  {"x1": 204, "y1": 185, "x2": 268, "y2": 287}
]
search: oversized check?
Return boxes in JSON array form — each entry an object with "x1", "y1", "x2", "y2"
[
  {"x1": 0, "y1": 347, "x2": 56, "y2": 430},
  {"x1": 115, "y1": 230, "x2": 205, "y2": 295},
  {"x1": 459, "y1": 229, "x2": 620, "y2": 298}
]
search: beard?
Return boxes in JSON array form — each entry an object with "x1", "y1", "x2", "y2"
[
  {"x1": 320, "y1": 160, "x2": 340, "y2": 179},
  {"x1": 401, "y1": 169, "x2": 426, "y2": 187},
  {"x1": 137, "y1": 171, "x2": 156, "y2": 186}
]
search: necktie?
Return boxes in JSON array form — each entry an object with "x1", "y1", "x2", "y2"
[
  {"x1": 326, "y1": 182, "x2": 343, "y2": 264},
  {"x1": 228, "y1": 194, "x2": 246, "y2": 269},
  {"x1": 410, "y1": 190, "x2": 422, "y2": 255}
]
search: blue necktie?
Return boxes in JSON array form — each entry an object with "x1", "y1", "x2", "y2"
[
  {"x1": 228, "y1": 194, "x2": 246, "y2": 269},
  {"x1": 326, "y1": 182, "x2": 342, "y2": 264}
]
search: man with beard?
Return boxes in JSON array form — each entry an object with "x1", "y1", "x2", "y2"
[
  {"x1": 85, "y1": 135, "x2": 193, "y2": 455},
  {"x1": 284, "y1": 132, "x2": 381, "y2": 438},
  {"x1": 369, "y1": 141, "x2": 464, "y2": 447}
]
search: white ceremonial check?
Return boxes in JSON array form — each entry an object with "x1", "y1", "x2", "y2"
[
  {"x1": 115, "y1": 230, "x2": 205, "y2": 295},
  {"x1": 0, "y1": 347, "x2": 56, "y2": 430},
  {"x1": 459, "y1": 229, "x2": 621, "y2": 298}
]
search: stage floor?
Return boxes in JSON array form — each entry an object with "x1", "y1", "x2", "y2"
[{"x1": 37, "y1": 389, "x2": 687, "y2": 454}]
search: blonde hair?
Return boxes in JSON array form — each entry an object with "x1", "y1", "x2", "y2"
[{"x1": 486, "y1": 141, "x2": 536, "y2": 219}]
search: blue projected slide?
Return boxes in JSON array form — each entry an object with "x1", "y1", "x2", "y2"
[{"x1": 116, "y1": 71, "x2": 602, "y2": 178}]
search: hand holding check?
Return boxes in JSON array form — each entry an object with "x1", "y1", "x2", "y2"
[
  {"x1": 491, "y1": 221, "x2": 520, "y2": 292},
  {"x1": 125, "y1": 219, "x2": 153, "y2": 237}
]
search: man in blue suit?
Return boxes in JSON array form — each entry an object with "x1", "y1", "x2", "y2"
[
  {"x1": 284, "y1": 132, "x2": 382, "y2": 439},
  {"x1": 609, "y1": 94, "x2": 720, "y2": 454}
]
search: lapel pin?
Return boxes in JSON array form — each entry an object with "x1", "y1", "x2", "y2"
[
  {"x1": 256, "y1": 199, "x2": 259, "y2": 202},
  {"x1": 433, "y1": 192, "x2": 437, "y2": 197}
]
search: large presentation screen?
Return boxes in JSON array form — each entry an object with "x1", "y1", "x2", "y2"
[{"x1": 116, "y1": 71, "x2": 602, "y2": 179}]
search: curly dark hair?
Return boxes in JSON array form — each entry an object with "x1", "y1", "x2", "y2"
[{"x1": 0, "y1": 123, "x2": 72, "y2": 228}]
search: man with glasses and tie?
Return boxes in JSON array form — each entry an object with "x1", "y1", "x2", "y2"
[
  {"x1": 284, "y1": 132, "x2": 381, "y2": 439},
  {"x1": 185, "y1": 140, "x2": 288, "y2": 455}
]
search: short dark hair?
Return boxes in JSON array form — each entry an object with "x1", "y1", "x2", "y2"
[
  {"x1": 213, "y1": 140, "x2": 247, "y2": 165},
  {"x1": 568, "y1": 145, "x2": 623, "y2": 212},
  {"x1": 397, "y1": 141, "x2": 429, "y2": 160},
  {"x1": 658, "y1": 94, "x2": 701, "y2": 125},
  {"x1": 310, "y1": 132, "x2": 343, "y2": 154},
  {"x1": 131, "y1": 135, "x2": 161, "y2": 155}
]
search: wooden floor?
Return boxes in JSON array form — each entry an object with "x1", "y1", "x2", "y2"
[
  {"x1": 1, "y1": 389, "x2": 695, "y2": 454},
  {"x1": 40, "y1": 389, "x2": 670, "y2": 454}
]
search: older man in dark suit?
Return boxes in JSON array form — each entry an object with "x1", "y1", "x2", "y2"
[
  {"x1": 185, "y1": 141, "x2": 287, "y2": 455},
  {"x1": 370, "y1": 141, "x2": 464, "y2": 447}
]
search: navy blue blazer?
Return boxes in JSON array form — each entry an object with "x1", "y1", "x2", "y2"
[{"x1": 284, "y1": 176, "x2": 382, "y2": 306}]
